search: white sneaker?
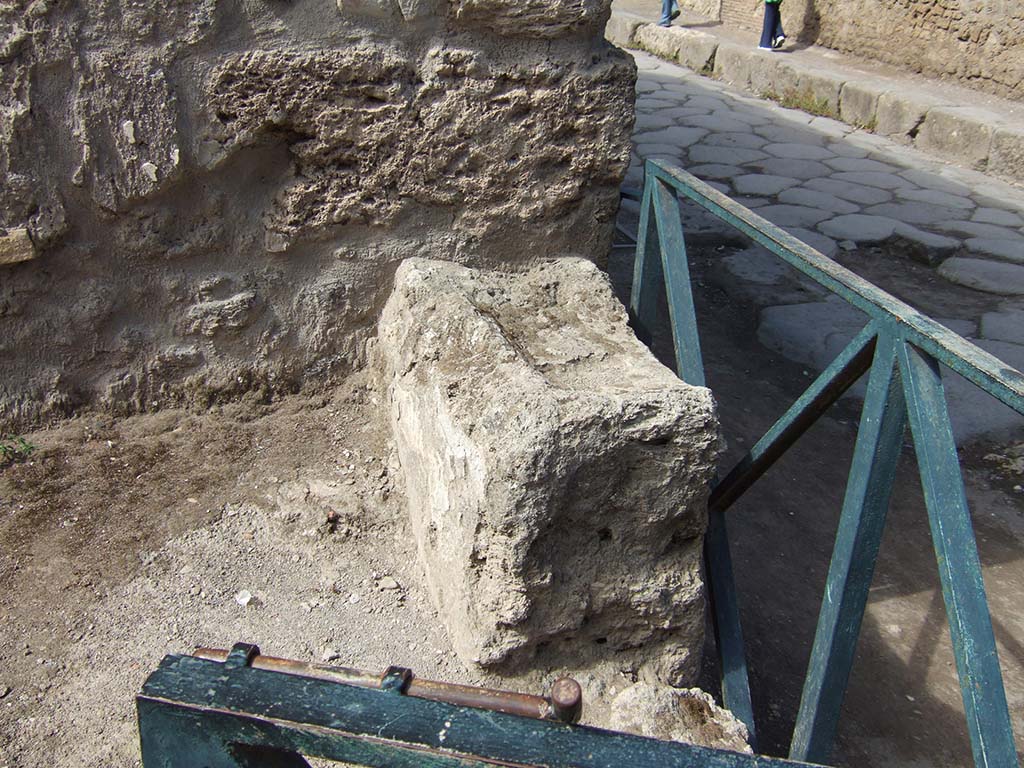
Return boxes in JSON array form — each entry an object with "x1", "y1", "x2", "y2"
[{"x1": 772, "y1": 34, "x2": 786, "y2": 49}]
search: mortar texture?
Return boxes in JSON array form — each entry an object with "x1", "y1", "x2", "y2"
[
  {"x1": 373, "y1": 257, "x2": 723, "y2": 685},
  {"x1": 0, "y1": 0, "x2": 635, "y2": 430}
]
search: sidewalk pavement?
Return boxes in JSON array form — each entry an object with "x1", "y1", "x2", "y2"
[{"x1": 606, "y1": 0, "x2": 1024, "y2": 188}]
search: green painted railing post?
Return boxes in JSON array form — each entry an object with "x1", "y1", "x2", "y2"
[
  {"x1": 898, "y1": 342, "x2": 1018, "y2": 768},
  {"x1": 789, "y1": 332, "x2": 907, "y2": 764}
]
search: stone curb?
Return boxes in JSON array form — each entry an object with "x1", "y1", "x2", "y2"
[{"x1": 606, "y1": 10, "x2": 1024, "y2": 187}]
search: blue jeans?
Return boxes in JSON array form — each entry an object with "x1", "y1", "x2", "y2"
[
  {"x1": 759, "y1": 2, "x2": 784, "y2": 47},
  {"x1": 660, "y1": 0, "x2": 678, "y2": 25}
]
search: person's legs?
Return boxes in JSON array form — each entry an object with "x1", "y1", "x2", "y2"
[
  {"x1": 772, "y1": 3, "x2": 786, "y2": 47},
  {"x1": 660, "y1": 0, "x2": 680, "y2": 26},
  {"x1": 758, "y1": 2, "x2": 777, "y2": 48}
]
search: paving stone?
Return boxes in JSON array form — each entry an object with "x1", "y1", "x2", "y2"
[
  {"x1": 688, "y1": 163, "x2": 745, "y2": 180},
  {"x1": 719, "y1": 108, "x2": 773, "y2": 127},
  {"x1": 891, "y1": 223, "x2": 961, "y2": 255},
  {"x1": 972, "y1": 208, "x2": 1023, "y2": 227},
  {"x1": 757, "y1": 296, "x2": 870, "y2": 373},
  {"x1": 634, "y1": 142, "x2": 686, "y2": 157},
  {"x1": 824, "y1": 157, "x2": 901, "y2": 173},
  {"x1": 988, "y1": 126, "x2": 1024, "y2": 182},
  {"x1": 863, "y1": 202, "x2": 965, "y2": 227},
  {"x1": 762, "y1": 143, "x2": 834, "y2": 160},
  {"x1": 965, "y1": 239, "x2": 1024, "y2": 263},
  {"x1": 778, "y1": 188, "x2": 859, "y2": 215},
  {"x1": 804, "y1": 178, "x2": 892, "y2": 205},
  {"x1": 756, "y1": 205, "x2": 833, "y2": 228},
  {"x1": 637, "y1": 97, "x2": 678, "y2": 111},
  {"x1": 754, "y1": 123, "x2": 828, "y2": 146},
  {"x1": 733, "y1": 196, "x2": 770, "y2": 209},
  {"x1": 663, "y1": 107, "x2": 713, "y2": 121},
  {"x1": 830, "y1": 171, "x2": 914, "y2": 190},
  {"x1": 685, "y1": 113, "x2": 754, "y2": 133},
  {"x1": 897, "y1": 169, "x2": 971, "y2": 196},
  {"x1": 687, "y1": 145, "x2": 768, "y2": 165},
  {"x1": 785, "y1": 227, "x2": 839, "y2": 258},
  {"x1": 818, "y1": 214, "x2": 900, "y2": 242},
  {"x1": 938, "y1": 258, "x2": 1024, "y2": 295},
  {"x1": 980, "y1": 309, "x2": 1024, "y2": 343},
  {"x1": 916, "y1": 107, "x2": 996, "y2": 172},
  {"x1": 936, "y1": 221, "x2": 1024, "y2": 241},
  {"x1": 745, "y1": 158, "x2": 833, "y2": 180},
  {"x1": 710, "y1": 245, "x2": 828, "y2": 307},
  {"x1": 839, "y1": 80, "x2": 883, "y2": 129},
  {"x1": 634, "y1": 126, "x2": 709, "y2": 146},
  {"x1": 807, "y1": 115, "x2": 851, "y2": 139},
  {"x1": 707, "y1": 180, "x2": 731, "y2": 194},
  {"x1": 827, "y1": 142, "x2": 870, "y2": 159},
  {"x1": 895, "y1": 188, "x2": 975, "y2": 210},
  {"x1": 686, "y1": 95, "x2": 730, "y2": 111},
  {"x1": 700, "y1": 133, "x2": 770, "y2": 153},
  {"x1": 732, "y1": 174, "x2": 800, "y2": 196},
  {"x1": 635, "y1": 113, "x2": 676, "y2": 132}
]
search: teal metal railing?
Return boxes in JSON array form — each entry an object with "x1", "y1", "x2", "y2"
[{"x1": 628, "y1": 158, "x2": 1024, "y2": 767}]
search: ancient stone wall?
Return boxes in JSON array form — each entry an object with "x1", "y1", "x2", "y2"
[
  {"x1": 0, "y1": 0, "x2": 635, "y2": 430},
  {"x1": 691, "y1": 0, "x2": 1023, "y2": 102}
]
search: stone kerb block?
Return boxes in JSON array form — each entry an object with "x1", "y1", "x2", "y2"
[
  {"x1": 673, "y1": 28, "x2": 719, "y2": 74},
  {"x1": 916, "y1": 107, "x2": 995, "y2": 172},
  {"x1": 989, "y1": 126, "x2": 1024, "y2": 183},
  {"x1": 374, "y1": 258, "x2": 722, "y2": 684},
  {"x1": 605, "y1": 13, "x2": 642, "y2": 47},
  {"x1": 839, "y1": 80, "x2": 883, "y2": 129},
  {"x1": 634, "y1": 24, "x2": 683, "y2": 61}
]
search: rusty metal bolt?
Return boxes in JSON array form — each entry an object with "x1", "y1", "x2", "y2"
[{"x1": 549, "y1": 677, "x2": 583, "y2": 723}]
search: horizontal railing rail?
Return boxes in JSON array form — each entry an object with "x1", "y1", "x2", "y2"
[{"x1": 628, "y1": 158, "x2": 1023, "y2": 768}]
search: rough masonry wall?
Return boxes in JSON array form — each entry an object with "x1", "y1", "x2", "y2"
[
  {"x1": 707, "y1": 0, "x2": 1022, "y2": 102},
  {"x1": 0, "y1": 0, "x2": 636, "y2": 430}
]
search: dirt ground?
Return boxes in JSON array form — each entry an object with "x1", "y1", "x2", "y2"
[
  {"x1": 2, "y1": 229, "x2": 1023, "y2": 766},
  {"x1": 0, "y1": 376, "x2": 499, "y2": 766}
]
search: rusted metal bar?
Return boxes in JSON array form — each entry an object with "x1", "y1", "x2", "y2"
[{"x1": 193, "y1": 647, "x2": 582, "y2": 724}]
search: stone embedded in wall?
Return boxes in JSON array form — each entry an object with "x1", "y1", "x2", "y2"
[
  {"x1": 449, "y1": 0, "x2": 610, "y2": 38},
  {"x1": 0, "y1": 228, "x2": 34, "y2": 266},
  {"x1": 374, "y1": 258, "x2": 722, "y2": 684},
  {"x1": 0, "y1": 0, "x2": 635, "y2": 431}
]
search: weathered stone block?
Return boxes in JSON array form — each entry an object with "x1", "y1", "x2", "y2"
[
  {"x1": 916, "y1": 107, "x2": 995, "y2": 172},
  {"x1": 874, "y1": 91, "x2": 944, "y2": 142},
  {"x1": 711, "y1": 42, "x2": 755, "y2": 90},
  {"x1": 375, "y1": 258, "x2": 722, "y2": 683},
  {"x1": 605, "y1": 13, "x2": 642, "y2": 47},
  {"x1": 634, "y1": 24, "x2": 683, "y2": 61},
  {"x1": 0, "y1": 228, "x2": 34, "y2": 266},
  {"x1": 839, "y1": 80, "x2": 882, "y2": 129},
  {"x1": 989, "y1": 126, "x2": 1024, "y2": 183},
  {"x1": 673, "y1": 29, "x2": 719, "y2": 74}
]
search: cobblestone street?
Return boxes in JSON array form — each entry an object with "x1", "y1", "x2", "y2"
[{"x1": 615, "y1": 50, "x2": 1024, "y2": 766}]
